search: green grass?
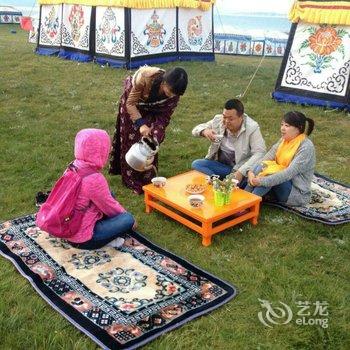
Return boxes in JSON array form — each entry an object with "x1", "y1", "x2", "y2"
[{"x1": 0, "y1": 24, "x2": 349, "y2": 349}]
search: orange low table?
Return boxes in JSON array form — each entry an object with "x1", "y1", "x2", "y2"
[{"x1": 142, "y1": 170, "x2": 262, "y2": 246}]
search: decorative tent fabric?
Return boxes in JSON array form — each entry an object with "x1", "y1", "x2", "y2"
[
  {"x1": 214, "y1": 33, "x2": 287, "y2": 57},
  {"x1": 38, "y1": 0, "x2": 215, "y2": 11},
  {"x1": 36, "y1": 1, "x2": 215, "y2": 68},
  {"x1": 289, "y1": 0, "x2": 350, "y2": 26},
  {"x1": 0, "y1": 6, "x2": 22, "y2": 24},
  {"x1": 214, "y1": 34, "x2": 252, "y2": 56},
  {"x1": 273, "y1": 0, "x2": 350, "y2": 110}
]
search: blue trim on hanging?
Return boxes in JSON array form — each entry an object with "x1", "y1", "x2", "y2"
[
  {"x1": 95, "y1": 56, "x2": 126, "y2": 68},
  {"x1": 272, "y1": 91, "x2": 350, "y2": 111},
  {"x1": 36, "y1": 47, "x2": 60, "y2": 56},
  {"x1": 178, "y1": 54, "x2": 215, "y2": 62},
  {"x1": 58, "y1": 49, "x2": 92, "y2": 62},
  {"x1": 127, "y1": 55, "x2": 179, "y2": 69}
]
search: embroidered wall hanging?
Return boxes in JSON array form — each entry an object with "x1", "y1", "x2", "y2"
[
  {"x1": 178, "y1": 8, "x2": 212, "y2": 53},
  {"x1": 95, "y1": 6, "x2": 125, "y2": 57},
  {"x1": 274, "y1": 22, "x2": 350, "y2": 110},
  {"x1": 130, "y1": 8, "x2": 177, "y2": 57},
  {"x1": 39, "y1": 5, "x2": 62, "y2": 47},
  {"x1": 61, "y1": 4, "x2": 91, "y2": 51}
]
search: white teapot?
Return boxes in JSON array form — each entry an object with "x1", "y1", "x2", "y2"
[{"x1": 125, "y1": 136, "x2": 159, "y2": 172}]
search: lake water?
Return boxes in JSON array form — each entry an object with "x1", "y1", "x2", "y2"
[{"x1": 214, "y1": 13, "x2": 291, "y2": 39}]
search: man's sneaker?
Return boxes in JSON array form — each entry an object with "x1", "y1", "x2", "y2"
[{"x1": 107, "y1": 237, "x2": 125, "y2": 248}]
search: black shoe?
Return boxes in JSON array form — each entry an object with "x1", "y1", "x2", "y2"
[{"x1": 35, "y1": 191, "x2": 51, "y2": 207}]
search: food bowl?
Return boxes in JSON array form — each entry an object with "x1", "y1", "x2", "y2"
[
  {"x1": 151, "y1": 177, "x2": 167, "y2": 188},
  {"x1": 185, "y1": 183, "x2": 206, "y2": 194},
  {"x1": 188, "y1": 195, "x2": 205, "y2": 208}
]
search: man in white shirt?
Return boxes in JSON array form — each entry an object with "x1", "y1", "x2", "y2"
[{"x1": 191, "y1": 99, "x2": 266, "y2": 187}]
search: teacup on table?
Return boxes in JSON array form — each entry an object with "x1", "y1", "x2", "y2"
[
  {"x1": 214, "y1": 135, "x2": 224, "y2": 143},
  {"x1": 151, "y1": 177, "x2": 167, "y2": 188},
  {"x1": 188, "y1": 194, "x2": 205, "y2": 208}
]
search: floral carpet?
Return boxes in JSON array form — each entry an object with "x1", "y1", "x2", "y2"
[
  {"x1": 0, "y1": 214, "x2": 236, "y2": 349},
  {"x1": 266, "y1": 174, "x2": 350, "y2": 225}
]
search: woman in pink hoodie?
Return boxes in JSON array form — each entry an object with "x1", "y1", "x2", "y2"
[{"x1": 67, "y1": 128, "x2": 135, "y2": 249}]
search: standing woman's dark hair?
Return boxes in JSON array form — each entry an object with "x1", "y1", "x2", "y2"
[
  {"x1": 163, "y1": 67, "x2": 188, "y2": 96},
  {"x1": 283, "y1": 111, "x2": 315, "y2": 136}
]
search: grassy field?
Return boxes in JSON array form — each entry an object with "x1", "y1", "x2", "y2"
[{"x1": 0, "y1": 24, "x2": 349, "y2": 349}]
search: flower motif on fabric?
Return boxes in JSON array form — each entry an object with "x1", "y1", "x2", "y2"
[
  {"x1": 160, "y1": 304, "x2": 183, "y2": 320},
  {"x1": 7, "y1": 240, "x2": 27, "y2": 254},
  {"x1": 0, "y1": 221, "x2": 12, "y2": 236},
  {"x1": 46, "y1": 236, "x2": 71, "y2": 249},
  {"x1": 97, "y1": 268, "x2": 147, "y2": 293},
  {"x1": 144, "y1": 10, "x2": 166, "y2": 48},
  {"x1": 62, "y1": 291, "x2": 93, "y2": 312},
  {"x1": 255, "y1": 43, "x2": 262, "y2": 53},
  {"x1": 155, "y1": 276, "x2": 181, "y2": 298},
  {"x1": 25, "y1": 227, "x2": 42, "y2": 239},
  {"x1": 44, "y1": 6, "x2": 59, "y2": 38},
  {"x1": 160, "y1": 257, "x2": 186, "y2": 275},
  {"x1": 239, "y1": 42, "x2": 247, "y2": 53},
  {"x1": 299, "y1": 25, "x2": 347, "y2": 73},
  {"x1": 106, "y1": 297, "x2": 150, "y2": 313},
  {"x1": 69, "y1": 5, "x2": 85, "y2": 42},
  {"x1": 266, "y1": 44, "x2": 273, "y2": 54},
  {"x1": 31, "y1": 262, "x2": 56, "y2": 281},
  {"x1": 69, "y1": 250, "x2": 111, "y2": 270},
  {"x1": 187, "y1": 16, "x2": 203, "y2": 46}
]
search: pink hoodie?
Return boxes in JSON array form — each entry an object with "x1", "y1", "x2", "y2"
[{"x1": 67, "y1": 129, "x2": 126, "y2": 243}]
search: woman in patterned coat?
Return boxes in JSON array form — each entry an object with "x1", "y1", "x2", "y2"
[{"x1": 109, "y1": 66, "x2": 188, "y2": 194}]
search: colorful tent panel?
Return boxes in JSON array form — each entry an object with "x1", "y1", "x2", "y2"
[
  {"x1": 225, "y1": 40, "x2": 238, "y2": 54},
  {"x1": 264, "y1": 38, "x2": 287, "y2": 57},
  {"x1": 214, "y1": 34, "x2": 286, "y2": 57},
  {"x1": 273, "y1": 22, "x2": 350, "y2": 110},
  {"x1": 95, "y1": 6, "x2": 125, "y2": 58},
  {"x1": 38, "y1": 0, "x2": 215, "y2": 11},
  {"x1": 59, "y1": 4, "x2": 93, "y2": 61},
  {"x1": 214, "y1": 38, "x2": 225, "y2": 53},
  {"x1": 28, "y1": 19, "x2": 39, "y2": 44},
  {"x1": 36, "y1": 4, "x2": 214, "y2": 68},
  {"x1": 214, "y1": 34, "x2": 252, "y2": 55},
  {"x1": 0, "y1": 6, "x2": 22, "y2": 24},
  {"x1": 38, "y1": 5, "x2": 63, "y2": 55},
  {"x1": 251, "y1": 40, "x2": 265, "y2": 56},
  {"x1": 130, "y1": 8, "x2": 176, "y2": 58},
  {"x1": 289, "y1": 0, "x2": 350, "y2": 26},
  {"x1": 178, "y1": 7, "x2": 213, "y2": 54}
]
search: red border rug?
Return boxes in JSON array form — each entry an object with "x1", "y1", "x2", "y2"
[{"x1": 0, "y1": 214, "x2": 236, "y2": 349}]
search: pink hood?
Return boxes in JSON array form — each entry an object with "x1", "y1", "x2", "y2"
[{"x1": 74, "y1": 129, "x2": 111, "y2": 170}]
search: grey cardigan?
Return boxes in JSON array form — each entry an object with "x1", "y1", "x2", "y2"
[
  {"x1": 257, "y1": 138, "x2": 316, "y2": 206},
  {"x1": 192, "y1": 114, "x2": 266, "y2": 176}
]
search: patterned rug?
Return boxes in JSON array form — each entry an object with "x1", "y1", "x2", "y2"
[
  {"x1": 266, "y1": 173, "x2": 350, "y2": 225},
  {"x1": 0, "y1": 214, "x2": 236, "y2": 349}
]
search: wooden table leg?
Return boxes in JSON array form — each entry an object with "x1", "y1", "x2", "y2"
[
  {"x1": 201, "y1": 222, "x2": 213, "y2": 246},
  {"x1": 250, "y1": 202, "x2": 260, "y2": 225},
  {"x1": 144, "y1": 192, "x2": 153, "y2": 213}
]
